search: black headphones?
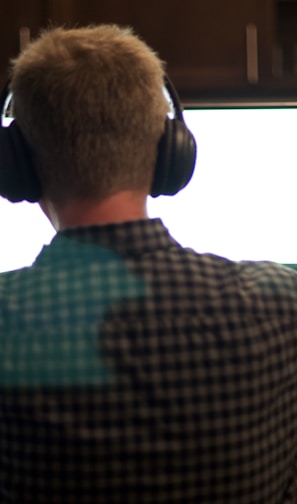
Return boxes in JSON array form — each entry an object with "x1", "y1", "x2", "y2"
[
  {"x1": 152, "y1": 76, "x2": 197, "y2": 197},
  {"x1": 0, "y1": 76, "x2": 197, "y2": 202}
]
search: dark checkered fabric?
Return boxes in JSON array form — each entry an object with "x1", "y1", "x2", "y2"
[{"x1": 1, "y1": 218, "x2": 297, "y2": 503}]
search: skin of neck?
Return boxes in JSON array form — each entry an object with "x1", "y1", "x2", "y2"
[{"x1": 39, "y1": 190, "x2": 149, "y2": 231}]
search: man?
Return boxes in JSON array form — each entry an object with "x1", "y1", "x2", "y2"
[{"x1": 0, "y1": 24, "x2": 297, "y2": 503}]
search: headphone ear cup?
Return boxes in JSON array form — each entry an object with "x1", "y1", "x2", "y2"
[
  {"x1": 150, "y1": 117, "x2": 197, "y2": 197},
  {"x1": 0, "y1": 122, "x2": 41, "y2": 202}
]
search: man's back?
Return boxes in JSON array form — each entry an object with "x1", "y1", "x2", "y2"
[{"x1": 1, "y1": 218, "x2": 297, "y2": 503}]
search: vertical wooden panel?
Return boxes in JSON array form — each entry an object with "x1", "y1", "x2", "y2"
[{"x1": 0, "y1": 0, "x2": 46, "y2": 90}]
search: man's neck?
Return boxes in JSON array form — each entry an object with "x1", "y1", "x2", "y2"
[{"x1": 40, "y1": 191, "x2": 149, "y2": 231}]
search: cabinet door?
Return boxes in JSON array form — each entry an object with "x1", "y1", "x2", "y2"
[
  {"x1": 45, "y1": 0, "x2": 274, "y2": 98},
  {"x1": 0, "y1": 0, "x2": 46, "y2": 91},
  {"x1": 1, "y1": 0, "x2": 275, "y2": 98}
]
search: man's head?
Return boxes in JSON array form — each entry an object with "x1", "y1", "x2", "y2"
[{"x1": 10, "y1": 25, "x2": 169, "y2": 207}]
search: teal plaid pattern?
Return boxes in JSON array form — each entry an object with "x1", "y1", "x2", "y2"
[
  {"x1": 0, "y1": 234, "x2": 146, "y2": 386},
  {"x1": 1, "y1": 218, "x2": 297, "y2": 503}
]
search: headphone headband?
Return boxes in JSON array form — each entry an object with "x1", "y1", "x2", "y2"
[{"x1": 163, "y1": 76, "x2": 184, "y2": 121}]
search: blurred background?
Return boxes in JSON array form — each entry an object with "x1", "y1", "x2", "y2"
[{"x1": 1, "y1": 0, "x2": 297, "y2": 102}]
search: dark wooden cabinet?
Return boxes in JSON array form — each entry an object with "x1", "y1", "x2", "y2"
[
  {"x1": 44, "y1": 0, "x2": 275, "y2": 99},
  {"x1": 273, "y1": 1, "x2": 297, "y2": 82},
  {"x1": 1, "y1": 0, "x2": 297, "y2": 101},
  {"x1": 0, "y1": 0, "x2": 46, "y2": 91}
]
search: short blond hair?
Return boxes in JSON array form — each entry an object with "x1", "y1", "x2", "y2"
[{"x1": 10, "y1": 25, "x2": 169, "y2": 204}]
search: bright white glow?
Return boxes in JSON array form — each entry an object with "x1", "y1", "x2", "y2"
[
  {"x1": 0, "y1": 112, "x2": 56, "y2": 272},
  {"x1": 148, "y1": 108, "x2": 297, "y2": 263},
  {"x1": 2, "y1": 117, "x2": 13, "y2": 127},
  {"x1": 0, "y1": 198, "x2": 55, "y2": 272},
  {"x1": 1, "y1": 107, "x2": 297, "y2": 272}
]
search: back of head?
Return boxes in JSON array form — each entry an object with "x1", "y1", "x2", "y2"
[{"x1": 10, "y1": 25, "x2": 169, "y2": 205}]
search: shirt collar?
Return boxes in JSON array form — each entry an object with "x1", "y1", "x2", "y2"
[{"x1": 50, "y1": 218, "x2": 178, "y2": 257}]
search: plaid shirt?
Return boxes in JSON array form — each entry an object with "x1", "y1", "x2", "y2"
[{"x1": 0, "y1": 218, "x2": 297, "y2": 503}]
